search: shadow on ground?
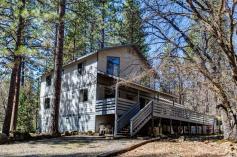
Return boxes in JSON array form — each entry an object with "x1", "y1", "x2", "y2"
[{"x1": 24, "y1": 136, "x2": 107, "y2": 145}]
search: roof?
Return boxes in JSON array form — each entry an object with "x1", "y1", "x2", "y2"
[
  {"x1": 97, "y1": 70, "x2": 179, "y2": 99},
  {"x1": 42, "y1": 45, "x2": 150, "y2": 77},
  {"x1": 64, "y1": 44, "x2": 150, "y2": 68}
]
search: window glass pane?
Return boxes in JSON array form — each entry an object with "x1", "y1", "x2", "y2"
[
  {"x1": 79, "y1": 89, "x2": 88, "y2": 102},
  {"x1": 107, "y1": 56, "x2": 120, "y2": 76},
  {"x1": 44, "y1": 98, "x2": 50, "y2": 109},
  {"x1": 84, "y1": 89, "x2": 88, "y2": 101},
  {"x1": 78, "y1": 62, "x2": 85, "y2": 75},
  {"x1": 79, "y1": 89, "x2": 84, "y2": 102},
  {"x1": 46, "y1": 75, "x2": 51, "y2": 86},
  {"x1": 78, "y1": 63, "x2": 82, "y2": 75}
]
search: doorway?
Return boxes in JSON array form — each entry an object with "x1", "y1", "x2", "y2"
[{"x1": 139, "y1": 97, "x2": 147, "y2": 109}]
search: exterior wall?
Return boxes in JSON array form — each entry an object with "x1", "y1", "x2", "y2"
[
  {"x1": 39, "y1": 46, "x2": 163, "y2": 134},
  {"x1": 40, "y1": 55, "x2": 97, "y2": 133},
  {"x1": 97, "y1": 47, "x2": 150, "y2": 82}
]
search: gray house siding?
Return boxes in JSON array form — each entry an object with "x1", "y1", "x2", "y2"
[
  {"x1": 40, "y1": 55, "x2": 97, "y2": 133},
  {"x1": 39, "y1": 46, "x2": 150, "y2": 133}
]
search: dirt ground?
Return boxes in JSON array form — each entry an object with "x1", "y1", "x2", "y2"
[
  {"x1": 118, "y1": 140, "x2": 237, "y2": 157},
  {"x1": 0, "y1": 135, "x2": 144, "y2": 157},
  {"x1": 1, "y1": 136, "x2": 237, "y2": 157}
]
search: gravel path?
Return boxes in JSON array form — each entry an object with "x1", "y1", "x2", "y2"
[
  {"x1": 0, "y1": 135, "x2": 144, "y2": 157},
  {"x1": 118, "y1": 140, "x2": 237, "y2": 157}
]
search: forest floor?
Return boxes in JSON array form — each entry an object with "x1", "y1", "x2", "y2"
[
  {"x1": 0, "y1": 135, "x2": 236, "y2": 157},
  {"x1": 118, "y1": 139, "x2": 237, "y2": 157}
]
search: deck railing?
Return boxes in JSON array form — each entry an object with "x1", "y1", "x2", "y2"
[
  {"x1": 117, "y1": 104, "x2": 140, "y2": 132},
  {"x1": 96, "y1": 98, "x2": 116, "y2": 115},
  {"x1": 95, "y1": 98, "x2": 137, "y2": 115},
  {"x1": 153, "y1": 99, "x2": 214, "y2": 125},
  {"x1": 130, "y1": 100, "x2": 153, "y2": 136}
]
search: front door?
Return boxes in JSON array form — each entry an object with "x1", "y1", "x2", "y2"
[{"x1": 139, "y1": 97, "x2": 146, "y2": 109}]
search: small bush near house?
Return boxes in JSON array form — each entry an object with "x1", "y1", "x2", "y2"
[{"x1": 0, "y1": 133, "x2": 8, "y2": 144}]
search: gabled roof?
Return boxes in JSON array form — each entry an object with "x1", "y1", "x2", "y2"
[
  {"x1": 43, "y1": 45, "x2": 150, "y2": 77},
  {"x1": 64, "y1": 44, "x2": 150, "y2": 69}
]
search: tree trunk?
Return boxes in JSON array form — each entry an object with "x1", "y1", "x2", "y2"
[
  {"x1": 50, "y1": 0, "x2": 65, "y2": 136},
  {"x1": 2, "y1": 0, "x2": 25, "y2": 136},
  {"x1": 220, "y1": 108, "x2": 237, "y2": 140},
  {"x1": 10, "y1": 61, "x2": 22, "y2": 132},
  {"x1": 2, "y1": 58, "x2": 21, "y2": 136},
  {"x1": 21, "y1": 59, "x2": 25, "y2": 86}
]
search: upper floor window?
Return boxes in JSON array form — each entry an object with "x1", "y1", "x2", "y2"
[
  {"x1": 107, "y1": 56, "x2": 120, "y2": 76},
  {"x1": 44, "y1": 98, "x2": 50, "y2": 109},
  {"x1": 46, "y1": 75, "x2": 51, "y2": 86},
  {"x1": 78, "y1": 62, "x2": 85, "y2": 75},
  {"x1": 79, "y1": 89, "x2": 88, "y2": 102}
]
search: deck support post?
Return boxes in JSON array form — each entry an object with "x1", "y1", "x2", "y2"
[
  {"x1": 195, "y1": 123, "x2": 198, "y2": 135},
  {"x1": 159, "y1": 117, "x2": 162, "y2": 135},
  {"x1": 212, "y1": 119, "x2": 215, "y2": 134},
  {"x1": 114, "y1": 82, "x2": 119, "y2": 136},
  {"x1": 188, "y1": 123, "x2": 191, "y2": 135},
  {"x1": 179, "y1": 121, "x2": 181, "y2": 135},
  {"x1": 201, "y1": 125, "x2": 204, "y2": 135},
  {"x1": 151, "y1": 117, "x2": 154, "y2": 137},
  {"x1": 151, "y1": 101, "x2": 154, "y2": 137},
  {"x1": 183, "y1": 124, "x2": 185, "y2": 135},
  {"x1": 170, "y1": 119, "x2": 172, "y2": 134}
]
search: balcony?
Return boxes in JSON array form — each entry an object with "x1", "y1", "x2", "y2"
[{"x1": 95, "y1": 98, "x2": 137, "y2": 115}]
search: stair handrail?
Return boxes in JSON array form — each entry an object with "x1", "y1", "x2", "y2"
[
  {"x1": 130, "y1": 100, "x2": 153, "y2": 136},
  {"x1": 117, "y1": 103, "x2": 140, "y2": 132},
  {"x1": 130, "y1": 100, "x2": 153, "y2": 122}
]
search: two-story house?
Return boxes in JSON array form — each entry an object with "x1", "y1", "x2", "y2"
[{"x1": 40, "y1": 45, "x2": 216, "y2": 136}]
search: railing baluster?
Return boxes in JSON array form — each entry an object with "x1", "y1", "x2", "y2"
[{"x1": 130, "y1": 100, "x2": 153, "y2": 136}]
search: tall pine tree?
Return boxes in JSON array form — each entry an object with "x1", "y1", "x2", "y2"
[
  {"x1": 50, "y1": 0, "x2": 66, "y2": 136},
  {"x1": 121, "y1": 0, "x2": 148, "y2": 55}
]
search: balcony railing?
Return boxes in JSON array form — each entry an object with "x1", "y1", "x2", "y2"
[{"x1": 95, "y1": 98, "x2": 137, "y2": 115}]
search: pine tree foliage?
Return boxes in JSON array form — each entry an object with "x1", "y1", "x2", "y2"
[
  {"x1": 0, "y1": 0, "x2": 148, "y2": 135},
  {"x1": 120, "y1": 0, "x2": 148, "y2": 55},
  {"x1": 17, "y1": 81, "x2": 38, "y2": 133}
]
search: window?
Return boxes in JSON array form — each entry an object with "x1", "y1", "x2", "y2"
[
  {"x1": 46, "y1": 75, "x2": 51, "y2": 86},
  {"x1": 78, "y1": 62, "x2": 85, "y2": 75},
  {"x1": 104, "y1": 87, "x2": 114, "y2": 99},
  {"x1": 45, "y1": 117, "x2": 49, "y2": 125},
  {"x1": 44, "y1": 98, "x2": 50, "y2": 109},
  {"x1": 107, "y1": 56, "x2": 120, "y2": 76},
  {"x1": 79, "y1": 89, "x2": 88, "y2": 102}
]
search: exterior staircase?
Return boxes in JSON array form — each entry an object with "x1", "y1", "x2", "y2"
[
  {"x1": 130, "y1": 100, "x2": 153, "y2": 136},
  {"x1": 116, "y1": 100, "x2": 153, "y2": 137},
  {"x1": 115, "y1": 97, "x2": 215, "y2": 137},
  {"x1": 117, "y1": 104, "x2": 140, "y2": 135}
]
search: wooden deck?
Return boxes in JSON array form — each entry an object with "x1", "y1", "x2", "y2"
[
  {"x1": 153, "y1": 98, "x2": 214, "y2": 125},
  {"x1": 95, "y1": 98, "x2": 137, "y2": 115},
  {"x1": 96, "y1": 97, "x2": 215, "y2": 126}
]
